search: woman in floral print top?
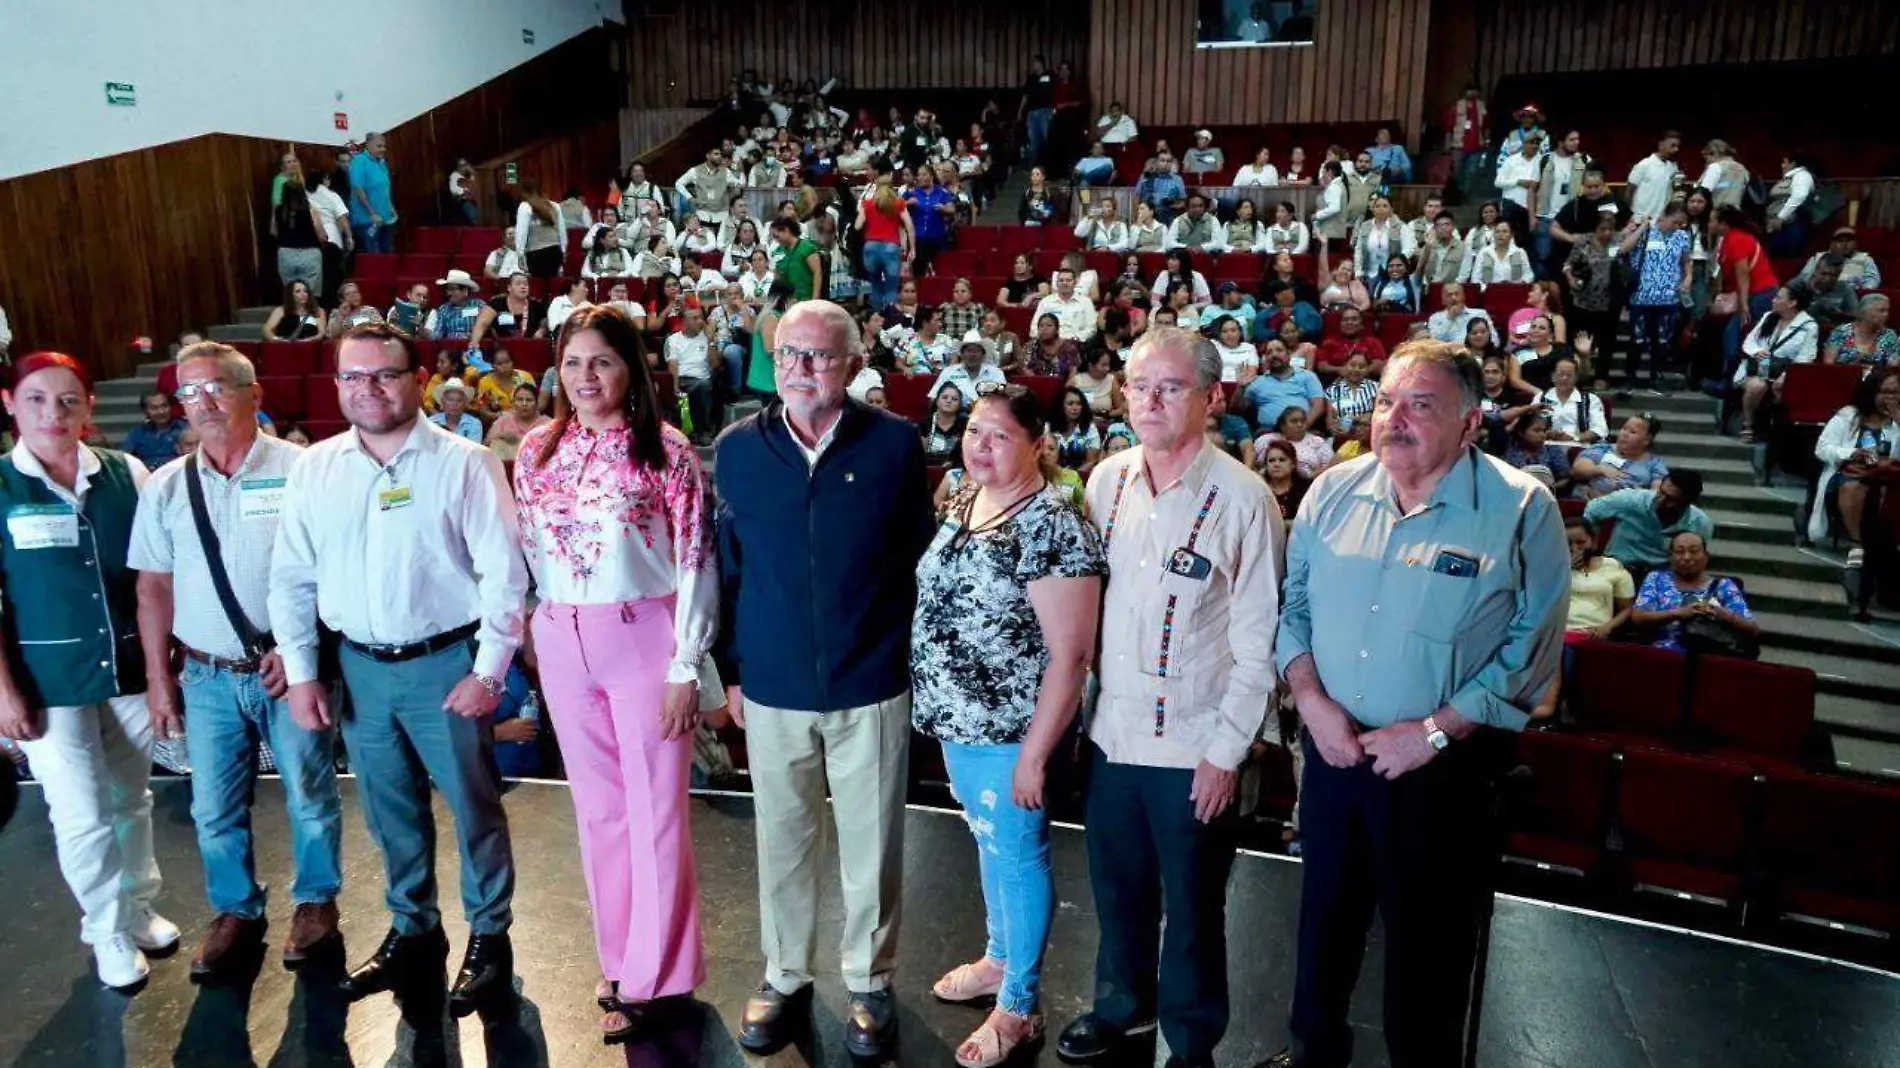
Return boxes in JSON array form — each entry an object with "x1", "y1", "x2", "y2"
[{"x1": 511, "y1": 304, "x2": 721, "y2": 1042}]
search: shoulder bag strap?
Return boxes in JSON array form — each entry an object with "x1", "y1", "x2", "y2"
[{"x1": 184, "y1": 455, "x2": 272, "y2": 658}]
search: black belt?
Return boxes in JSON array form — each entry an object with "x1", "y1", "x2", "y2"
[
  {"x1": 344, "y1": 622, "x2": 479, "y2": 664},
  {"x1": 179, "y1": 643, "x2": 266, "y2": 675}
]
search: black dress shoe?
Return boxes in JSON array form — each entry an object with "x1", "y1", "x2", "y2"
[
  {"x1": 737, "y1": 982, "x2": 811, "y2": 1053},
  {"x1": 1056, "y1": 1012, "x2": 1155, "y2": 1064},
  {"x1": 338, "y1": 926, "x2": 448, "y2": 1003},
  {"x1": 843, "y1": 988, "x2": 897, "y2": 1059},
  {"x1": 449, "y1": 932, "x2": 514, "y2": 1018}
]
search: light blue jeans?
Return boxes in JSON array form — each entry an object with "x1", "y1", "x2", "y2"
[
  {"x1": 862, "y1": 241, "x2": 903, "y2": 311},
  {"x1": 941, "y1": 740, "x2": 1053, "y2": 1015},
  {"x1": 181, "y1": 659, "x2": 343, "y2": 919}
]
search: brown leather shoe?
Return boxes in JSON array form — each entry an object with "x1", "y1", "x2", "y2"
[
  {"x1": 191, "y1": 914, "x2": 267, "y2": 980},
  {"x1": 282, "y1": 902, "x2": 340, "y2": 969}
]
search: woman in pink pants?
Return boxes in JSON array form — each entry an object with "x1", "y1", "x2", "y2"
[{"x1": 514, "y1": 304, "x2": 721, "y2": 1043}]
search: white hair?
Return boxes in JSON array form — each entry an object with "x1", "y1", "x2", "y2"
[{"x1": 175, "y1": 341, "x2": 256, "y2": 386}]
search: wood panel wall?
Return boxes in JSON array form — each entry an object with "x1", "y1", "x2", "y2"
[
  {"x1": 621, "y1": 0, "x2": 1087, "y2": 107},
  {"x1": 1086, "y1": 0, "x2": 1432, "y2": 143}
]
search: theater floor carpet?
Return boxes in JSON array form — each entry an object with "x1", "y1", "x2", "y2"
[{"x1": 0, "y1": 779, "x2": 1894, "y2": 1068}]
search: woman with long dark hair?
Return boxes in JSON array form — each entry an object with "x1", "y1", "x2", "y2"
[
  {"x1": 273, "y1": 182, "x2": 327, "y2": 298},
  {"x1": 514, "y1": 304, "x2": 719, "y2": 1043},
  {"x1": 514, "y1": 178, "x2": 569, "y2": 280},
  {"x1": 262, "y1": 280, "x2": 327, "y2": 341}
]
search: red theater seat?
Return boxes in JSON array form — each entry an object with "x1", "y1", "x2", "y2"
[
  {"x1": 257, "y1": 376, "x2": 307, "y2": 422},
  {"x1": 1780, "y1": 364, "x2": 1865, "y2": 425},
  {"x1": 1042, "y1": 228, "x2": 1081, "y2": 252},
  {"x1": 1688, "y1": 657, "x2": 1815, "y2": 769},
  {"x1": 997, "y1": 226, "x2": 1043, "y2": 255},
  {"x1": 999, "y1": 306, "x2": 1034, "y2": 338},
  {"x1": 1508, "y1": 731, "x2": 1615, "y2": 877},
  {"x1": 411, "y1": 228, "x2": 460, "y2": 256},
  {"x1": 918, "y1": 277, "x2": 960, "y2": 306},
  {"x1": 933, "y1": 250, "x2": 986, "y2": 278},
  {"x1": 1614, "y1": 747, "x2": 1757, "y2": 906},
  {"x1": 1377, "y1": 314, "x2": 1425, "y2": 349},
  {"x1": 1479, "y1": 283, "x2": 1531, "y2": 317},
  {"x1": 1211, "y1": 254, "x2": 1263, "y2": 281},
  {"x1": 884, "y1": 374, "x2": 934, "y2": 420},
  {"x1": 304, "y1": 377, "x2": 343, "y2": 422},
  {"x1": 259, "y1": 341, "x2": 322, "y2": 378},
  {"x1": 400, "y1": 254, "x2": 451, "y2": 280},
  {"x1": 958, "y1": 227, "x2": 1001, "y2": 252},
  {"x1": 301, "y1": 420, "x2": 348, "y2": 441},
  {"x1": 1016, "y1": 375, "x2": 1061, "y2": 412},
  {"x1": 1759, "y1": 773, "x2": 1900, "y2": 938},
  {"x1": 497, "y1": 338, "x2": 553, "y2": 376},
  {"x1": 1566, "y1": 640, "x2": 1686, "y2": 743},
  {"x1": 354, "y1": 255, "x2": 399, "y2": 282}
]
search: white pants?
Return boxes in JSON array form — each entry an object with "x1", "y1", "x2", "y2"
[{"x1": 17, "y1": 694, "x2": 161, "y2": 944}]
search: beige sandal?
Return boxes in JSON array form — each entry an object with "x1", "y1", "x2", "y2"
[
  {"x1": 932, "y1": 959, "x2": 1005, "y2": 1004},
  {"x1": 955, "y1": 1011, "x2": 1044, "y2": 1068}
]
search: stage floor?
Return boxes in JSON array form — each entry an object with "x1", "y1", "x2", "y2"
[{"x1": 0, "y1": 779, "x2": 1895, "y2": 1068}]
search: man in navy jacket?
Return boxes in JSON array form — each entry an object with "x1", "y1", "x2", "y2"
[{"x1": 714, "y1": 300, "x2": 934, "y2": 1059}]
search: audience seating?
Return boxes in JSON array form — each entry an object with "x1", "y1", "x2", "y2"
[
  {"x1": 1506, "y1": 730, "x2": 1616, "y2": 879},
  {"x1": 496, "y1": 338, "x2": 554, "y2": 375},
  {"x1": 258, "y1": 376, "x2": 306, "y2": 422},
  {"x1": 258, "y1": 341, "x2": 323, "y2": 377},
  {"x1": 1758, "y1": 773, "x2": 1900, "y2": 941},
  {"x1": 1565, "y1": 640, "x2": 1687, "y2": 743},
  {"x1": 1779, "y1": 364, "x2": 1865, "y2": 425},
  {"x1": 355, "y1": 254, "x2": 399, "y2": 281},
  {"x1": 1613, "y1": 746, "x2": 1758, "y2": 910},
  {"x1": 1686, "y1": 656, "x2": 1816, "y2": 771},
  {"x1": 411, "y1": 229, "x2": 460, "y2": 256}
]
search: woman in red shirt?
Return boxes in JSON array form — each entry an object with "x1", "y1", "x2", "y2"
[
  {"x1": 858, "y1": 173, "x2": 914, "y2": 312},
  {"x1": 1711, "y1": 207, "x2": 1780, "y2": 381}
]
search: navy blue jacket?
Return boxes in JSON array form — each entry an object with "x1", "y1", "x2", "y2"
[{"x1": 714, "y1": 400, "x2": 935, "y2": 712}]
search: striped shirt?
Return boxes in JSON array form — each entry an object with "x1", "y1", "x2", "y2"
[{"x1": 1325, "y1": 378, "x2": 1380, "y2": 429}]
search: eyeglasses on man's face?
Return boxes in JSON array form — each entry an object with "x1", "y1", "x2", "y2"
[
  {"x1": 771, "y1": 344, "x2": 844, "y2": 371},
  {"x1": 335, "y1": 368, "x2": 414, "y2": 390},
  {"x1": 1123, "y1": 380, "x2": 1194, "y2": 405},
  {"x1": 174, "y1": 380, "x2": 246, "y2": 404}
]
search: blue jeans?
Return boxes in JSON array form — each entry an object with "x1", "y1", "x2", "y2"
[
  {"x1": 1074, "y1": 158, "x2": 1116, "y2": 186},
  {"x1": 722, "y1": 342, "x2": 747, "y2": 394},
  {"x1": 338, "y1": 640, "x2": 515, "y2": 935},
  {"x1": 941, "y1": 741, "x2": 1053, "y2": 1015},
  {"x1": 351, "y1": 221, "x2": 394, "y2": 255},
  {"x1": 1723, "y1": 289, "x2": 1779, "y2": 381},
  {"x1": 182, "y1": 660, "x2": 342, "y2": 918},
  {"x1": 862, "y1": 241, "x2": 902, "y2": 311},
  {"x1": 1026, "y1": 108, "x2": 1054, "y2": 166},
  {"x1": 1532, "y1": 217, "x2": 1554, "y2": 277}
]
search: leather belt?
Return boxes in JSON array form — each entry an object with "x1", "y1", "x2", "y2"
[
  {"x1": 180, "y1": 644, "x2": 265, "y2": 675},
  {"x1": 344, "y1": 622, "x2": 480, "y2": 664}
]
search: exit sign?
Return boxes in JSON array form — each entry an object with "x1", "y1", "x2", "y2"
[
  {"x1": 522, "y1": 28, "x2": 535, "y2": 44},
  {"x1": 105, "y1": 82, "x2": 136, "y2": 106},
  {"x1": 504, "y1": 162, "x2": 518, "y2": 185}
]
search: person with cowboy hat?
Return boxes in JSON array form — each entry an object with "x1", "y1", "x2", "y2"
[
  {"x1": 1497, "y1": 103, "x2": 1547, "y2": 169},
  {"x1": 422, "y1": 270, "x2": 487, "y2": 343},
  {"x1": 931, "y1": 336, "x2": 1008, "y2": 411}
]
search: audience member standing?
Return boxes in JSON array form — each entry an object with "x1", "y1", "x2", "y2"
[
  {"x1": 1057, "y1": 328, "x2": 1284, "y2": 1068},
  {"x1": 1018, "y1": 56, "x2": 1056, "y2": 167},
  {"x1": 0, "y1": 352, "x2": 176, "y2": 991},
  {"x1": 513, "y1": 179, "x2": 568, "y2": 282},
  {"x1": 514, "y1": 305, "x2": 723, "y2": 1042},
  {"x1": 1266, "y1": 342, "x2": 1566, "y2": 1068},
  {"x1": 129, "y1": 342, "x2": 342, "y2": 979},
  {"x1": 714, "y1": 301, "x2": 934, "y2": 1060},
  {"x1": 348, "y1": 131, "x2": 397, "y2": 254},
  {"x1": 1624, "y1": 130, "x2": 1681, "y2": 222},
  {"x1": 274, "y1": 183, "x2": 327, "y2": 299},
  {"x1": 269, "y1": 322, "x2": 528, "y2": 1018}
]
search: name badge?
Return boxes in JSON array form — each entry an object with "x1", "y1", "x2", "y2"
[
  {"x1": 1432, "y1": 550, "x2": 1480, "y2": 578},
  {"x1": 378, "y1": 486, "x2": 414, "y2": 512},
  {"x1": 239, "y1": 477, "x2": 286, "y2": 520},
  {"x1": 1290, "y1": 355, "x2": 1308, "y2": 372},
  {"x1": 1646, "y1": 237, "x2": 1666, "y2": 255},
  {"x1": 7, "y1": 504, "x2": 79, "y2": 550},
  {"x1": 1603, "y1": 453, "x2": 1630, "y2": 470},
  {"x1": 1166, "y1": 548, "x2": 1212, "y2": 581},
  {"x1": 497, "y1": 312, "x2": 516, "y2": 327}
]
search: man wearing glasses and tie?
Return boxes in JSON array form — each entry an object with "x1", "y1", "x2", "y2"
[
  {"x1": 268, "y1": 322, "x2": 528, "y2": 1020},
  {"x1": 712, "y1": 300, "x2": 934, "y2": 1059}
]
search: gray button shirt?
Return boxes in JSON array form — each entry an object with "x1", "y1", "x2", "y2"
[
  {"x1": 1275, "y1": 448, "x2": 1568, "y2": 731},
  {"x1": 129, "y1": 434, "x2": 302, "y2": 659}
]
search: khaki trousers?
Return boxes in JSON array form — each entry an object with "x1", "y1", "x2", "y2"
[{"x1": 745, "y1": 693, "x2": 910, "y2": 994}]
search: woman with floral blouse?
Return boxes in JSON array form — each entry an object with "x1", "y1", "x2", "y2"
[
  {"x1": 513, "y1": 304, "x2": 723, "y2": 1044},
  {"x1": 912, "y1": 386, "x2": 1106, "y2": 1068}
]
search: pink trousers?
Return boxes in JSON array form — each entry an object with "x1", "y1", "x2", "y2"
[{"x1": 533, "y1": 598, "x2": 704, "y2": 1000}]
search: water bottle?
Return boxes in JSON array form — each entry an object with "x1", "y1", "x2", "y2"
[{"x1": 519, "y1": 690, "x2": 541, "y2": 723}]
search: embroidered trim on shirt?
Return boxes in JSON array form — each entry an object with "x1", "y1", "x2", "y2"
[
  {"x1": 1150, "y1": 484, "x2": 1222, "y2": 737},
  {"x1": 1186, "y1": 486, "x2": 1220, "y2": 550},
  {"x1": 1153, "y1": 696, "x2": 1167, "y2": 738},
  {"x1": 1100, "y1": 467, "x2": 1132, "y2": 548}
]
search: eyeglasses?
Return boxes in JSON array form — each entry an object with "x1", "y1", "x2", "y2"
[
  {"x1": 336, "y1": 369, "x2": 414, "y2": 390},
  {"x1": 1123, "y1": 381, "x2": 1195, "y2": 404},
  {"x1": 174, "y1": 380, "x2": 245, "y2": 403},
  {"x1": 771, "y1": 344, "x2": 844, "y2": 371}
]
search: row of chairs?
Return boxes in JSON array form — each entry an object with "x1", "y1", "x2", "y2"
[{"x1": 1511, "y1": 733, "x2": 1899, "y2": 948}]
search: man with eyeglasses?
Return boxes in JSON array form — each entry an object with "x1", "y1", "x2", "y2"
[
  {"x1": 268, "y1": 321, "x2": 528, "y2": 1019},
  {"x1": 128, "y1": 341, "x2": 344, "y2": 979},
  {"x1": 713, "y1": 300, "x2": 934, "y2": 1060},
  {"x1": 1058, "y1": 327, "x2": 1285, "y2": 1068}
]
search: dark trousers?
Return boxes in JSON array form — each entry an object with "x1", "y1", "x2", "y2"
[
  {"x1": 1289, "y1": 731, "x2": 1500, "y2": 1068},
  {"x1": 1626, "y1": 303, "x2": 1681, "y2": 380},
  {"x1": 1085, "y1": 743, "x2": 1235, "y2": 1066},
  {"x1": 525, "y1": 245, "x2": 564, "y2": 280},
  {"x1": 1499, "y1": 200, "x2": 1532, "y2": 249},
  {"x1": 320, "y1": 242, "x2": 348, "y2": 309},
  {"x1": 1569, "y1": 306, "x2": 1618, "y2": 380}
]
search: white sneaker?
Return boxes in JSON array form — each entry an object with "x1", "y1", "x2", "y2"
[
  {"x1": 127, "y1": 905, "x2": 181, "y2": 953},
  {"x1": 1846, "y1": 547, "x2": 1865, "y2": 569},
  {"x1": 94, "y1": 933, "x2": 151, "y2": 990}
]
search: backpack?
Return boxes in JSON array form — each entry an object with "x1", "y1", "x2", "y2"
[
  {"x1": 1803, "y1": 180, "x2": 1845, "y2": 226},
  {"x1": 1742, "y1": 176, "x2": 1769, "y2": 210}
]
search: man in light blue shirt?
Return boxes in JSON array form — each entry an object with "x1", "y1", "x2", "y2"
[
  {"x1": 427, "y1": 381, "x2": 484, "y2": 442},
  {"x1": 348, "y1": 132, "x2": 396, "y2": 253},
  {"x1": 1272, "y1": 341, "x2": 1566, "y2": 1068},
  {"x1": 1364, "y1": 128, "x2": 1412, "y2": 184},
  {"x1": 1136, "y1": 154, "x2": 1188, "y2": 224},
  {"x1": 1239, "y1": 340, "x2": 1326, "y2": 432},
  {"x1": 1582, "y1": 472, "x2": 1713, "y2": 573}
]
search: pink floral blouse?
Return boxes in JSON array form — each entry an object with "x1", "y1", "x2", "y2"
[{"x1": 514, "y1": 419, "x2": 718, "y2": 686}]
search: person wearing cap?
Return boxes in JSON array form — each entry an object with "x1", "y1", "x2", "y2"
[
  {"x1": 1496, "y1": 104, "x2": 1547, "y2": 168},
  {"x1": 422, "y1": 271, "x2": 486, "y2": 342},
  {"x1": 1183, "y1": 130, "x2": 1224, "y2": 178},
  {"x1": 269, "y1": 321, "x2": 528, "y2": 1018},
  {"x1": 1363, "y1": 127, "x2": 1412, "y2": 184},
  {"x1": 129, "y1": 341, "x2": 344, "y2": 980},
  {"x1": 1801, "y1": 228, "x2": 1884, "y2": 293},
  {"x1": 0, "y1": 351, "x2": 179, "y2": 991},
  {"x1": 428, "y1": 380, "x2": 485, "y2": 442},
  {"x1": 930, "y1": 338, "x2": 1008, "y2": 411}
]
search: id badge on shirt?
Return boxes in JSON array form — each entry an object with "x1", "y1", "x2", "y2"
[
  {"x1": 378, "y1": 486, "x2": 414, "y2": 512},
  {"x1": 7, "y1": 503, "x2": 80, "y2": 550},
  {"x1": 239, "y1": 477, "x2": 287, "y2": 520},
  {"x1": 1645, "y1": 237, "x2": 1666, "y2": 256},
  {"x1": 1603, "y1": 453, "x2": 1630, "y2": 471},
  {"x1": 497, "y1": 312, "x2": 516, "y2": 327}
]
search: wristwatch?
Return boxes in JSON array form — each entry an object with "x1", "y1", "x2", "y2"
[
  {"x1": 474, "y1": 674, "x2": 505, "y2": 699},
  {"x1": 1423, "y1": 715, "x2": 1450, "y2": 752}
]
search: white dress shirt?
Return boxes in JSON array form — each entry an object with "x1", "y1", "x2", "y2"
[
  {"x1": 1233, "y1": 164, "x2": 1281, "y2": 187},
  {"x1": 484, "y1": 248, "x2": 524, "y2": 278},
  {"x1": 665, "y1": 330, "x2": 713, "y2": 380},
  {"x1": 929, "y1": 363, "x2": 1008, "y2": 408},
  {"x1": 267, "y1": 416, "x2": 528, "y2": 687},
  {"x1": 1311, "y1": 179, "x2": 1345, "y2": 229},
  {"x1": 129, "y1": 434, "x2": 302, "y2": 659},
  {"x1": 310, "y1": 185, "x2": 351, "y2": 246},
  {"x1": 1539, "y1": 387, "x2": 1609, "y2": 441},
  {"x1": 1097, "y1": 114, "x2": 1139, "y2": 143},
  {"x1": 1495, "y1": 152, "x2": 1541, "y2": 211},
  {"x1": 1775, "y1": 167, "x2": 1815, "y2": 222},
  {"x1": 1033, "y1": 293, "x2": 1099, "y2": 342},
  {"x1": 1626, "y1": 155, "x2": 1680, "y2": 219},
  {"x1": 547, "y1": 295, "x2": 590, "y2": 332}
]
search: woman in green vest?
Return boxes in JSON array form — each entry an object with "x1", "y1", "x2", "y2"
[{"x1": 0, "y1": 352, "x2": 177, "y2": 991}]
